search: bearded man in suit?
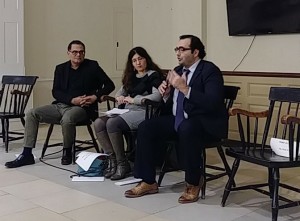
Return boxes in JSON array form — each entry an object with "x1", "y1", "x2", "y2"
[{"x1": 124, "y1": 35, "x2": 228, "y2": 203}]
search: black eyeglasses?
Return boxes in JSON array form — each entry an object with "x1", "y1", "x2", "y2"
[
  {"x1": 69, "y1": 50, "x2": 85, "y2": 55},
  {"x1": 174, "y1": 47, "x2": 191, "y2": 53}
]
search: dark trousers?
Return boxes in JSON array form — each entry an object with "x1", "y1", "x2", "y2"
[{"x1": 134, "y1": 115, "x2": 217, "y2": 186}]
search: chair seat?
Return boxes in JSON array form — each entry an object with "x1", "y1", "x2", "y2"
[{"x1": 226, "y1": 148, "x2": 300, "y2": 168}]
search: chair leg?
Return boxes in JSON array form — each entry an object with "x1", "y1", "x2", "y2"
[
  {"x1": 125, "y1": 131, "x2": 137, "y2": 162},
  {"x1": 1, "y1": 119, "x2": 5, "y2": 143},
  {"x1": 268, "y1": 168, "x2": 274, "y2": 199},
  {"x1": 221, "y1": 158, "x2": 240, "y2": 207},
  {"x1": 271, "y1": 168, "x2": 279, "y2": 221},
  {"x1": 4, "y1": 119, "x2": 9, "y2": 152},
  {"x1": 86, "y1": 124, "x2": 100, "y2": 153},
  {"x1": 41, "y1": 124, "x2": 54, "y2": 158},
  {"x1": 157, "y1": 169, "x2": 166, "y2": 186},
  {"x1": 157, "y1": 145, "x2": 174, "y2": 186},
  {"x1": 201, "y1": 149, "x2": 206, "y2": 199},
  {"x1": 20, "y1": 117, "x2": 25, "y2": 127},
  {"x1": 72, "y1": 129, "x2": 77, "y2": 164},
  {"x1": 217, "y1": 145, "x2": 236, "y2": 187}
]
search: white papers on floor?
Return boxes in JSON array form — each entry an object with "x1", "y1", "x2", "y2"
[
  {"x1": 115, "y1": 178, "x2": 142, "y2": 186},
  {"x1": 72, "y1": 176, "x2": 104, "y2": 182},
  {"x1": 75, "y1": 151, "x2": 108, "y2": 172},
  {"x1": 105, "y1": 108, "x2": 129, "y2": 116}
]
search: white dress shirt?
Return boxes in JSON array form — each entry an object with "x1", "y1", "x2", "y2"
[{"x1": 172, "y1": 59, "x2": 201, "y2": 118}]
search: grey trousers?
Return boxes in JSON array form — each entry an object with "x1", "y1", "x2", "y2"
[{"x1": 24, "y1": 103, "x2": 88, "y2": 149}]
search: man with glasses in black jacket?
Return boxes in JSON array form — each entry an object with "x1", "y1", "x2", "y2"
[{"x1": 5, "y1": 40, "x2": 115, "y2": 168}]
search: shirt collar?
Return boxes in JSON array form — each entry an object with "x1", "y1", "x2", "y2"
[{"x1": 184, "y1": 59, "x2": 201, "y2": 74}]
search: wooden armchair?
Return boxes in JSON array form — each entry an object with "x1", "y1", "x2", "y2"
[
  {"x1": 221, "y1": 87, "x2": 300, "y2": 221},
  {"x1": 0, "y1": 75, "x2": 38, "y2": 152},
  {"x1": 100, "y1": 95, "x2": 161, "y2": 161}
]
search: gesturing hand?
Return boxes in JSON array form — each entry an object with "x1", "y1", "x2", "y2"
[
  {"x1": 158, "y1": 80, "x2": 171, "y2": 98},
  {"x1": 167, "y1": 70, "x2": 189, "y2": 95}
]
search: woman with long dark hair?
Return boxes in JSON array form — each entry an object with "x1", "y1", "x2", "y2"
[{"x1": 94, "y1": 47, "x2": 163, "y2": 180}]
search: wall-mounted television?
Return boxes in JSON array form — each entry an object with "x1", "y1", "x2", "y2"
[{"x1": 226, "y1": 0, "x2": 300, "y2": 36}]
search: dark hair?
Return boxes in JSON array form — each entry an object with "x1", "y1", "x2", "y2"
[
  {"x1": 67, "y1": 40, "x2": 85, "y2": 51},
  {"x1": 179, "y1": 35, "x2": 206, "y2": 59},
  {"x1": 122, "y1": 46, "x2": 163, "y2": 91}
]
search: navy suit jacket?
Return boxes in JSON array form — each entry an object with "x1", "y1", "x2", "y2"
[
  {"x1": 162, "y1": 60, "x2": 228, "y2": 139},
  {"x1": 52, "y1": 59, "x2": 115, "y2": 120}
]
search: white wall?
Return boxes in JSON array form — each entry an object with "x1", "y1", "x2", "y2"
[
  {"x1": 133, "y1": 0, "x2": 300, "y2": 73},
  {"x1": 133, "y1": 0, "x2": 205, "y2": 69},
  {"x1": 24, "y1": 0, "x2": 132, "y2": 107},
  {"x1": 206, "y1": 1, "x2": 300, "y2": 73},
  {"x1": 23, "y1": 0, "x2": 300, "y2": 107}
]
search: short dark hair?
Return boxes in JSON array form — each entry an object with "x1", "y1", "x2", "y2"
[
  {"x1": 67, "y1": 40, "x2": 85, "y2": 51},
  {"x1": 179, "y1": 35, "x2": 206, "y2": 59}
]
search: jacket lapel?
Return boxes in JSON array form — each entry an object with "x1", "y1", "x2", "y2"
[{"x1": 188, "y1": 60, "x2": 204, "y2": 86}]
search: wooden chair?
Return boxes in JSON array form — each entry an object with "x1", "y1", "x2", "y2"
[
  {"x1": 40, "y1": 119, "x2": 100, "y2": 164},
  {"x1": 41, "y1": 95, "x2": 103, "y2": 165},
  {"x1": 221, "y1": 87, "x2": 300, "y2": 221},
  {"x1": 0, "y1": 75, "x2": 38, "y2": 152},
  {"x1": 157, "y1": 85, "x2": 240, "y2": 199},
  {"x1": 101, "y1": 95, "x2": 161, "y2": 160}
]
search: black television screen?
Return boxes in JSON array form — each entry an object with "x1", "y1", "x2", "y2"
[{"x1": 226, "y1": 0, "x2": 300, "y2": 36}]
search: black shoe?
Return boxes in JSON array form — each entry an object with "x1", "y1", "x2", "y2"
[
  {"x1": 104, "y1": 155, "x2": 117, "y2": 178},
  {"x1": 61, "y1": 155, "x2": 72, "y2": 165},
  {"x1": 5, "y1": 154, "x2": 35, "y2": 168},
  {"x1": 61, "y1": 148, "x2": 72, "y2": 165}
]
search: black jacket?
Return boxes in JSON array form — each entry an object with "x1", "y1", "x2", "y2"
[
  {"x1": 161, "y1": 60, "x2": 228, "y2": 139},
  {"x1": 52, "y1": 59, "x2": 115, "y2": 120}
]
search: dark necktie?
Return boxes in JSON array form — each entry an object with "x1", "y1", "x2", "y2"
[{"x1": 174, "y1": 69, "x2": 190, "y2": 131}]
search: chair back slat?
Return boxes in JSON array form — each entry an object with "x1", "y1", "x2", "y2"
[
  {"x1": 283, "y1": 117, "x2": 300, "y2": 161},
  {"x1": 253, "y1": 117, "x2": 258, "y2": 150},
  {"x1": 296, "y1": 124, "x2": 300, "y2": 161},
  {"x1": 2, "y1": 86, "x2": 10, "y2": 112},
  {"x1": 0, "y1": 75, "x2": 38, "y2": 115},
  {"x1": 224, "y1": 85, "x2": 240, "y2": 111},
  {"x1": 273, "y1": 102, "x2": 282, "y2": 138}
]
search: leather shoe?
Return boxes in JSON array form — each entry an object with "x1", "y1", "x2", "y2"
[
  {"x1": 5, "y1": 154, "x2": 35, "y2": 168},
  {"x1": 178, "y1": 176, "x2": 204, "y2": 204},
  {"x1": 61, "y1": 155, "x2": 72, "y2": 165},
  {"x1": 110, "y1": 160, "x2": 131, "y2": 180},
  {"x1": 124, "y1": 182, "x2": 158, "y2": 198},
  {"x1": 61, "y1": 148, "x2": 72, "y2": 165}
]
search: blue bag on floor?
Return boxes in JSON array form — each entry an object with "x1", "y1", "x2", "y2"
[{"x1": 76, "y1": 156, "x2": 108, "y2": 177}]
